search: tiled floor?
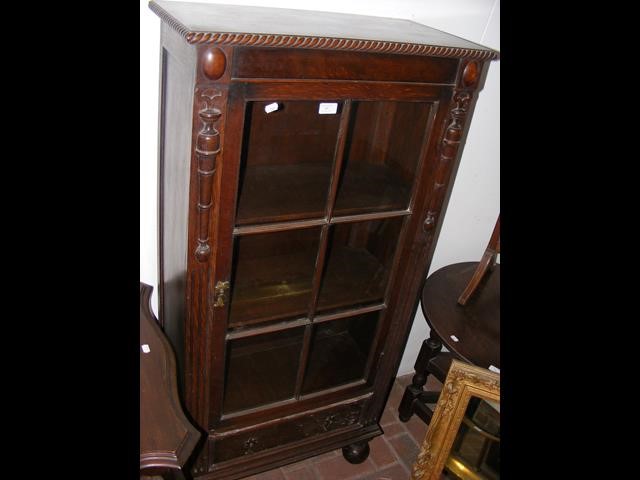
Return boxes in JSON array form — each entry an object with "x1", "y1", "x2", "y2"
[{"x1": 242, "y1": 373, "x2": 443, "y2": 480}]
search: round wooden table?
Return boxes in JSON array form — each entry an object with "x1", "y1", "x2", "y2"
[
  {"x1": 422, "y1": 262, "x2": 500, "y2": 370},
  {"x1": 398, "y1": 262, "x2": 499, "y2": 423}
]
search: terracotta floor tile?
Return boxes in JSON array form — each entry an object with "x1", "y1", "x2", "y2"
[
  {"x1": 280, "y1": 458, "x2": 315, "y2": 472},
  {"x1": 404, "y1": 414, "x2": 429, "y2": 445},
  {"x1": 314, "y1": 454, "x2": 376, "y2": 480},
  {"x1": 309, "y1": 449, "x2": 340, "y2": 463},
  {"x1": 361, "y1": 463, "x2": 410, "y2": 480},
  {"x1": 396, "y1": 373, "x2": 413, "y2": 388},
  {"x1": 387, "y1": 434, "x2": 419, "y2": 469},
  {"x1": 381, "y1": 406, "x2": 399, "y2": 426},
  {"x1": 242, "y1": 468, "x2": 287, "y2": 480},
  {"x1": 385, "y1": 383, "x2": 406, "y2": 411},
  {"x1": 381, "y1": 422, "x2": 406, "y2": 438},
  {"x1": 281, "y1": 464, "x2": 317, "y2": 480},
  {"x1": 368, "y1": 435, "x2": 398, "y2": 469}
]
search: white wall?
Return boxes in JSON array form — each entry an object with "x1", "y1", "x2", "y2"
[{"x1": 140, "y1": 0, "x2": 499, "y2": 376}]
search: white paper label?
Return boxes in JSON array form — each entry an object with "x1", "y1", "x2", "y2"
[
  {"x1": 318, "y1": 102, "x2": 338, "y2": 114},
  {"x1": 141, "y1": 344, "x2": 151, "y2": 354},
  {"x1": 264, "y1": 102, "x2": 279, "y2": 113},
  {"x1": 489, "y1": 365, "x2": 500, "y2": 373},
  {"x1": 450, "y1": 335, "x2": 459, "y2": 342}
]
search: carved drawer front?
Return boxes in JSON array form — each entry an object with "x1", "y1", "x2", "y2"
[{"x1": 211, "y1": 401, "x2": 365, "y2": 464}]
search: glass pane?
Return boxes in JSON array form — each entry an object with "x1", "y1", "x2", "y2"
[
  {"x1": 223, "y1": 327, "x2": 305, "y2": 413},
  {"x1": 316, "y1": 218, "x2": 403, "y2": 314},
  {"x1": 333, "y1": 101, "x2": 431, "y2": 216},
  {"x1": 229, "y1": 227, "x2": 321, "y2": 329},
  {"x1": 302, "y1": 312, "x2": 379, "y2": 394},
  {"x1": 236, "y1": 100, "x2": 343, "y2": 225}
]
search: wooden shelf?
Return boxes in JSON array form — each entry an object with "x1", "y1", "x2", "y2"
[
  {"x1": 229, "y1": 245, "x2": 388, "y2": 328},
  {"x1": 235, "y1": 162, "x2": 412, "y2": 227},
  {"x1": 302, "y1": 331, "x2": 368, "y2": 394},
  {"x1": 230, "y1": 250, "x2": 316, "y2": 329},
  {"x1": 236, "y1": 163, "x2": 332, "y2": 226},
  {"x1": 333, "y1": 163, "x2": 412, "y2": 216},
  {"x1": 317, "y1": 247, "x2": 388, "y2": 314}
]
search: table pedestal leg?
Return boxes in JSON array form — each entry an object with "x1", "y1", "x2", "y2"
[{"x1": 398, "y1": 335, "x2": 442, "y2": 422}]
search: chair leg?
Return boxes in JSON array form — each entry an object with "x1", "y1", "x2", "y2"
[{"x1": 398, "y1": 335, "x2": 442, "y2": 422}]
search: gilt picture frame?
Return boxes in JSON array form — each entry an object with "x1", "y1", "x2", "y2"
[{"x1": 411, "y1": 359, "x2": 500, "y2": 480}]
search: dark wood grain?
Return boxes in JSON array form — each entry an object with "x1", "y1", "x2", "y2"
[
  {"x1": 149, "y1": 0, "x2": 499, "y2": 60},
  {"x1": 422, "y1": 262, "x2": 500, "y2": 369},
  {"x1": 150, "y1": 2, "x2": 497, "y2": 477},
  {"x1": 140, "y1": 283, "x2": 201, "y2": 476},
  {"x1": 233, "y1": 47, "x2": 459, "y2": 83}
]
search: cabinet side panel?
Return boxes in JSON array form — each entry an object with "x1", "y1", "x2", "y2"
[{"x1": 158, "y1": 42, "x2": 195, "y2": 388}]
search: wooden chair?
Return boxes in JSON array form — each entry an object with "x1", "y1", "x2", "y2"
[{"x1": 458, "y1": 215, "x2": 500, "y2": 306}]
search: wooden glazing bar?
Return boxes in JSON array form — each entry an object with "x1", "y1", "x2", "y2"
[
  {"x1": 233, "y1": 218, "x2": 326, "y2": 236},
  {"x1": 312, "y1": 303, "x2": 386, "y2": 325},
  {"x1": 225, "y1": 317, "x2": 311, "y2": 340},
  {"x1": 299, "y1": 379, "x2": 368, "y2": 402},
  {"x1": 330, "y1": 209, "x2": 410, "y2": 225},
  {"x1": 324, "y1": 100, "x2": 353, "y2": 220},
  {"x1": 306, "y1": 225, "x2": 331, "y2": 319},
  {"x1": 293, "y1": 324, "x2": 313, "y2": 399}
]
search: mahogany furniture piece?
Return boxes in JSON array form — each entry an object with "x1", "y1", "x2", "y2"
[
  {"x1": 397, "y1": 262, "x2": 500, "y2": 424},
  {"x1": 140, "y1": 283, "x2": 202, "y2": 479},
  {"x1": 149, "y1": 1, "x2": 498, "y2": 478}
]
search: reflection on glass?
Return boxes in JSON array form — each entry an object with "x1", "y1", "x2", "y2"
[
  {"x1": 236, "y1": 101, "x2": 342, "y2": 225},
  {"x1": 445, "y1": 398, "x2": 500, "y2": 479},
  {"x1": 229, "y1": 227, "x2": 321, "y2": 329},
  {"x1": 316, "y1": 218, "x2": 403, "y2": 314},
  {"x1": 302, "y1": 312, "x2": 379, "y2": 395},
  {"x1": 223, "y1": 326, "x2": 305, "y2": 413},
  {"x1": 333, "y1": 101, "x2": 431, "y2": 216}
]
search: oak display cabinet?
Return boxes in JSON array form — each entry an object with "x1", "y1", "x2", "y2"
[{"x1": 148, "y1": 1, "x2": 498, "y2": 478}]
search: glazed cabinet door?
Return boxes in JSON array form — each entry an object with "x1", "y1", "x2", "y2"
[{"x1": 208, "y1": 81, "x2": 446, "y2": 432}]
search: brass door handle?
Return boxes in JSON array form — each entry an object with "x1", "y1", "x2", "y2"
[{"x1": 213, "y1": 280, "x2": 230, "y2": 307}]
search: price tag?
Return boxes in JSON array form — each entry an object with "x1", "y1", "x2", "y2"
[
  {"x1": 141, "y1": 344, "x2": 151, "y2": 354},
  {"x1": 318, "y1": 102, "x2": 338, "y2": 114},
  {"x1": 264, "y1": 102, "x2": 279, "y2": 113}
]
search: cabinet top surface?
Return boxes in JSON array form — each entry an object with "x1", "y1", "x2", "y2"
[{"x1": 149, "y1": 0, "x2": 498, "y2": 60}]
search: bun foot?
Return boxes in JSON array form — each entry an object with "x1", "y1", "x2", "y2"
[{"x1": 342, "y1": 441, "x2": 370, "y2": 464}]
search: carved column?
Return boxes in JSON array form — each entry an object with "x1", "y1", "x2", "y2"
[
  {"x1": 194, "y1": 89, "x2": 222, "y2": 262},
  {"x1": 422, "y1": 60, "x2": 482, "y2": 240},
  {"x1": 187, "y1": 46, "x2": 229, "y2": 477}
]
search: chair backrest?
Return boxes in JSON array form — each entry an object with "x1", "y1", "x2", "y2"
[{"x1": 457, "y1": 215, "x2": 500, "y2": 306}]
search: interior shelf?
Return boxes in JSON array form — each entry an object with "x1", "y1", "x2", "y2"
[
  {"x1": 229, "y1": 250, "x2": 316, "y2": 329},
  {"x1": 317, "y1": 246, "x2": 388, "y2": 314},
  {"x1": 236, "y1": 163, "x2": 332, "y2": 226},
  {"x1": 235, "y1": 161, "x2": 413, "y2": 227},
  {"x1": 229, "y1": 245, "x2": 388, "y2": 328},
  {"x1": 333, "y1": 163, "x2": 412, "y2": 216}
]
